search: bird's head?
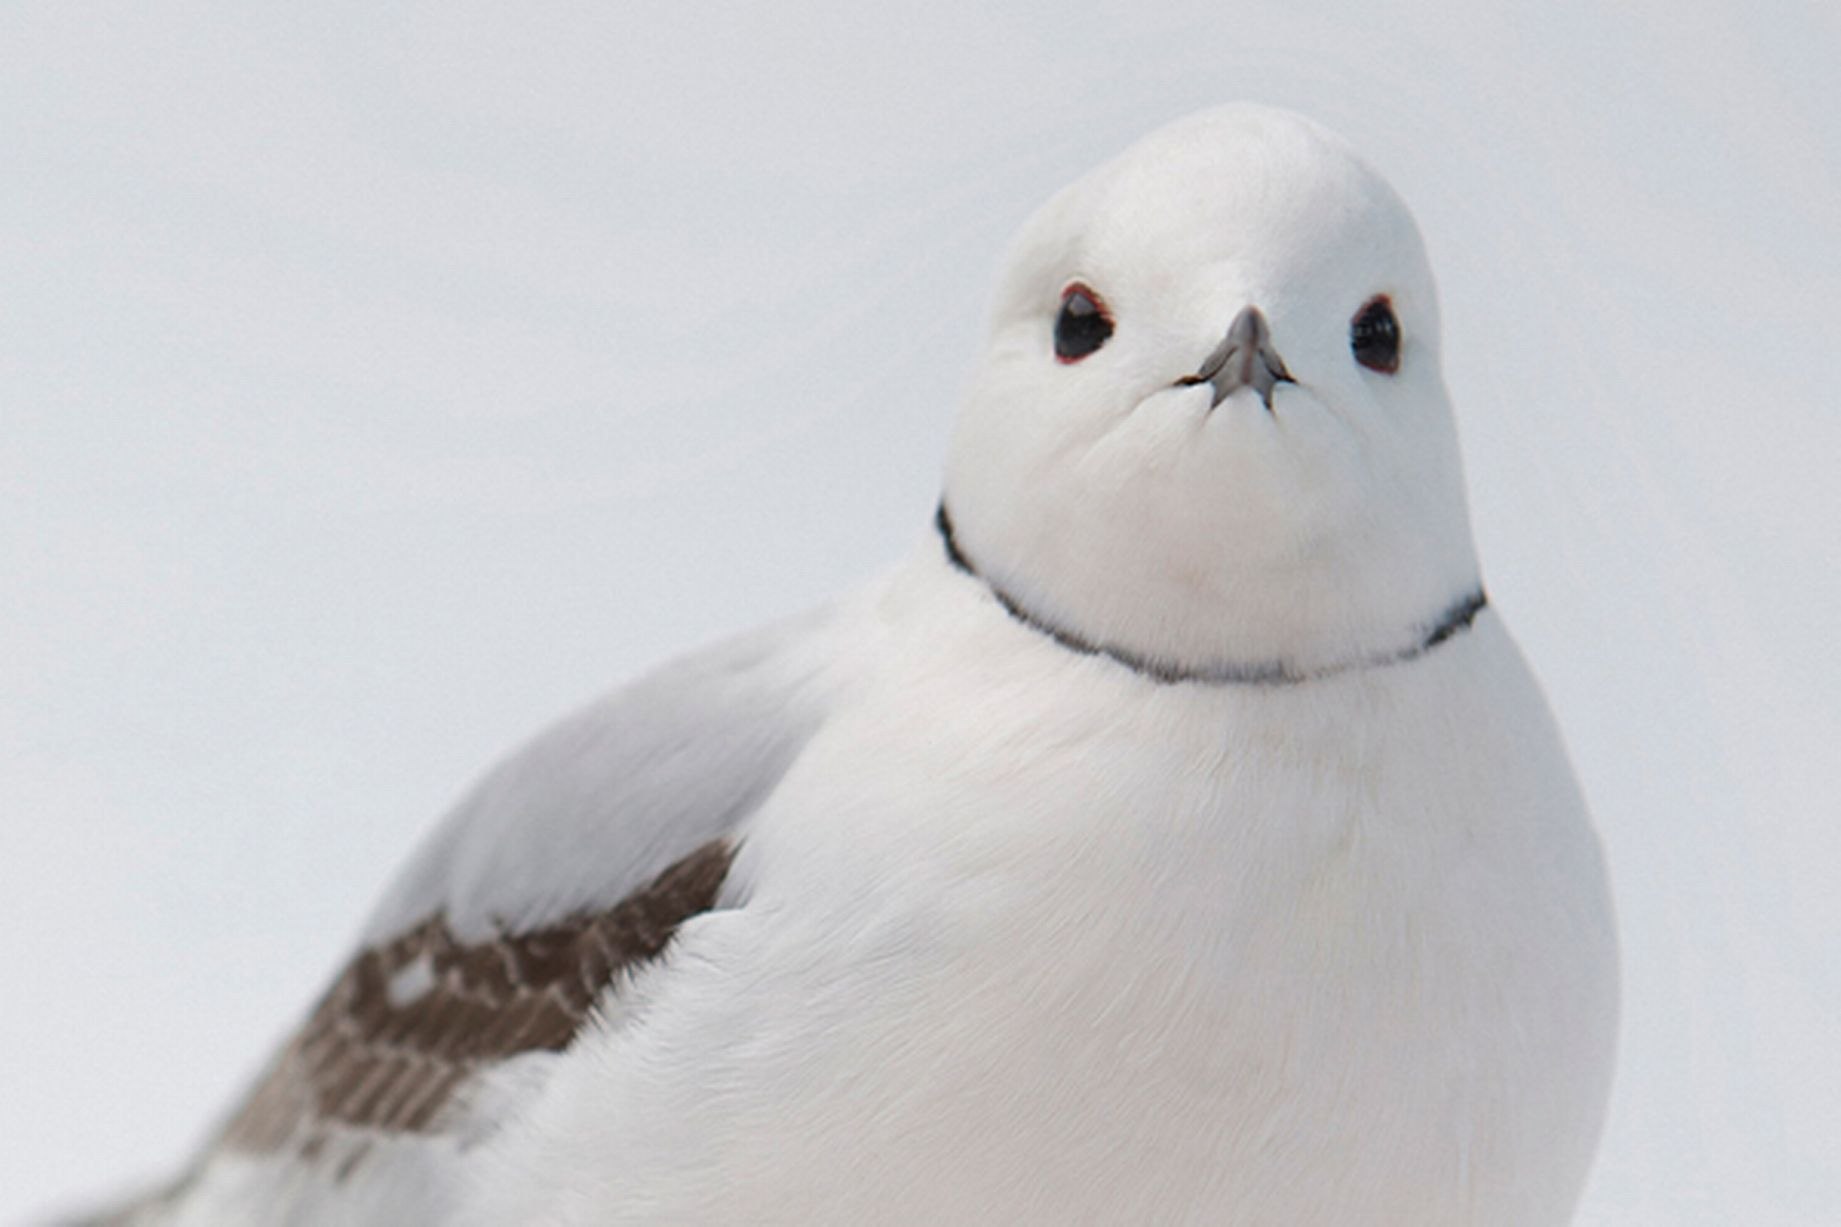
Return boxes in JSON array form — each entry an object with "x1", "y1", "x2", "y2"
[{"x1": 943, "y1": 105, "x2": 1482, "y2": 682}]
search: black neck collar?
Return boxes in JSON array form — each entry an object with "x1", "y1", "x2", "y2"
[{"x1": 935, "y1": 502, "x2": 1487, "y2": 688}]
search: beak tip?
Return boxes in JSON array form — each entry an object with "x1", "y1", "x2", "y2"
[{"x1": 1188, "y1": 306, "x2": 1291, "y2": 413}]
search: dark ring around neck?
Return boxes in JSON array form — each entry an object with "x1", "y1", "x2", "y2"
[{"x1": 935, "y1": 501, "x2": 1487, "y2": 687}]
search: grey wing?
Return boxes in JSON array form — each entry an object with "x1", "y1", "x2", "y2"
[
  {"x1": 364, "y1": 601, "x2": 843, "y2": 945},
  {"x1": 97, "y1": 602, "x2": 844, "y2": 1225}
]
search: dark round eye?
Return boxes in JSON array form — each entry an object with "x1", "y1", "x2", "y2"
[
  {"x1": 1054, "y1": 283, "x2": 1114, "y2": 363},
  {"x1": 1350, "y1": 295, "x2": 1401, "y2": 374}
]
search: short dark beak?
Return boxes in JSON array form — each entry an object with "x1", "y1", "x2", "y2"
[{"x1": 1176, "y1": 306, "x2": 1293, "y2": 411}]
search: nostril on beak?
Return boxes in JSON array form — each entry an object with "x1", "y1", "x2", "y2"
[{"x1": 1175, "y1": 306, "x2": 1294, "y2": 411}]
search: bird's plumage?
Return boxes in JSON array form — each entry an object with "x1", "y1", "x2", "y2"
[
  {"x1": 91, "y1": 609, "x2": 843, "y2": 1224},
  {"x1": 88, "y1": 104, "x2": 1617, "y2": 1226}
]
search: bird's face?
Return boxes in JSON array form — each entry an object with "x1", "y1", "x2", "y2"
[{"x1": 944, "y1": 105, "x2": 1483, "y2": 680}]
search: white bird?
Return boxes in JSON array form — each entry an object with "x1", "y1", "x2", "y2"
[{"x1": 89, "y1": 104, "x2": 1618, "y2": 1226}]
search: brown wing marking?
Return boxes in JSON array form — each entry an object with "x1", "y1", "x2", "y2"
[{"x1": 215, "y1": 838, "x2": 735, "y2": 1157}]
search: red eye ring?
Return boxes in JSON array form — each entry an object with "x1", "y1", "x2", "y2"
[{"x1": 1055, "y1": 282, "x2": 1115, "y2": 363}]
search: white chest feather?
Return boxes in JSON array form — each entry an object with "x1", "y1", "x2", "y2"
[{"x1": 458, "y1": 564, "x2": 1616, "y2": 1226}]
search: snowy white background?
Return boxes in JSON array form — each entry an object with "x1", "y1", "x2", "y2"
[{"x1": 2, "y1": 1, "x2": 1835, "y2": 1221}]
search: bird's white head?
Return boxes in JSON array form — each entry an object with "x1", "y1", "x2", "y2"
[{"x1": 942, "y1": 105, "x2": 1483, "y2": 683}]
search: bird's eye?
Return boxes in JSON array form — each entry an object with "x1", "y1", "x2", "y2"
[
  {"x1": 1350, "y1": 296, "x2": 1401, "y2": 374},
  {"x1": 1054, "y1": 283, "x2": 1114, "y2": 363}
]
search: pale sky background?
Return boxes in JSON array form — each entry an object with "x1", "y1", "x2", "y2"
[{"x1": 2, "y1": 1, "x2": 1836, "y2": 1222}]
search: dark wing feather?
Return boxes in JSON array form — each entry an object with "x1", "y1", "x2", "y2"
[
  {"x1": 83, "y1": 607, "x2": 839, "y2": 1224},
  {"x1": 215, "y1": 838, "x2": 733, "y2": 1159}
]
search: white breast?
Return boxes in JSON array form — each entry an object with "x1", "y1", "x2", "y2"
[{"x1": 458, "y1": 554, "x2": 1618, "y2": 1226}]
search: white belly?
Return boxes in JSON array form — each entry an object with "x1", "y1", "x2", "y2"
[{"x1": 460, "y1": 600, "x2": 1617, "y2": 1226}]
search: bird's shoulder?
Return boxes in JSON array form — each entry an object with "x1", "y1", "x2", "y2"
[{"x1": 106, "y1": 600, "x2": 853, "y2": 1225}]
